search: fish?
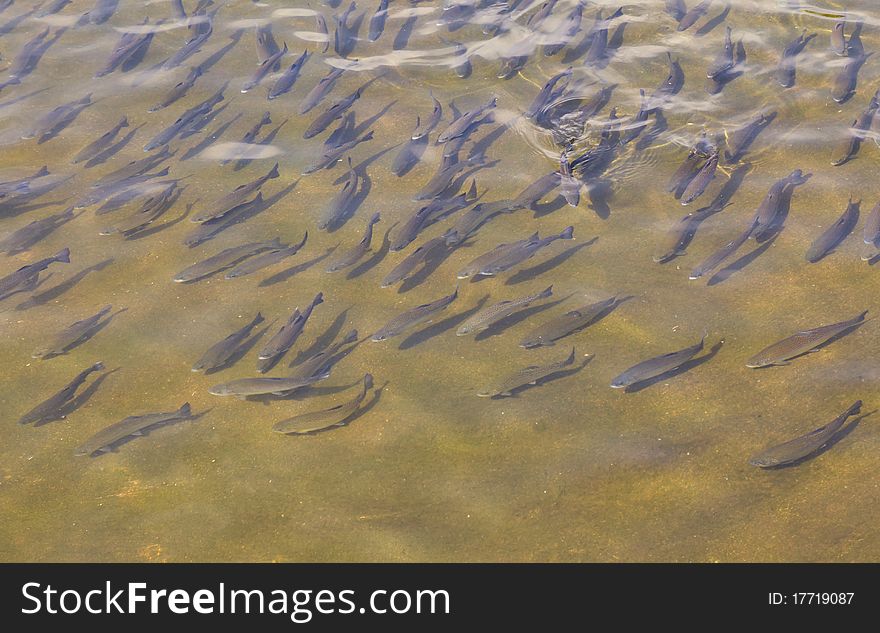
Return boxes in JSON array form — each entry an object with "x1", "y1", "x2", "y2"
[
  {"x1": 558, "y1": 148, "x2": 580, "y2": 206},
  {"x1": 647, "y1": 52, "x2": 684, "y2": 109},
  {"x1": 805, "y1": 197, "x2": 860, "y2": 263},
  {"x1": 707, "y1": 26, "x2": 735, "y2": 79},
  {"x1": 161, "y1": 18, "x2": 213, "y2": 70},
  {"x1": 257, "y1": 293, "x2": 324, "y2": 362},
  {"x1": 303, "y1": 86, "x2": 362, "y2": 139},
  {"x1": 32, "y1": 305, "x2": 114, "y2": 359},
  {"x1": 80, "y1": 169, "x2": 172, "y2": 210},
  {"x1": 830, "y1": 17, "x2": 847, "y2": 56},
  {"x1": 72, "y1": 116, "x2": 129, "y2": 165},
  {"x1": 208, "y1": 375, "x2": 324, "y2": 398},
  {"x1": 268, "y1": 50, "x2": 310, "y2": 100},
  {"x1": 0, "y1": 166, "x2": 49, "y2": 199},
  {"x1": 334, "y1": 1, "x2": 358, "y2": 57},
  {"x1": 414, "y1": 155, "x2": 486, "y2": 201},
  {"x1": 478, "y1": 348, "x2": 581, "y2": 397},
  {"x1": 7, "y1": 26, "x2": 55, "y2": 81},
  {"x1": 688, "y1": 218, "x2": 757, "y2": 280},
  {"x1": 0, "y1": 207, "x2": 75, "y2": 255},
  {"x1": 273, "y1": 374, "x2": 374, "y2": 434},
  {"x1": 724, "y1": 111, "x2": 774, "y2": 163},
  {"x1": 620, "y1": 89, "x2": 652, "y2": 145},
  {"x1": 390, "y1": 183, "x2": 476, "y2": 252},
  {"x1": 319, "y1": 159, "x2": 359, "y2": 230},
  {"x1": 372, "y1": 288, "x2": 459, "y2": 341},
  {"x1": 831, "y1": 90, "x2": 879, "y2": 165},
  {"x1": 191, "y1": 163, "x2": 280, "y2": 223},
  {"x1": 754, "y1": 169, "x2": 808, "y2": 238},
  {"x1": 18, "y1": 362, "x2": 105, "y2": 425},
  {"x1": 448, "y1": 199, "x2": 521, "y2": 245},
  {"x1": 411, "y1": 93, "x2": 442, "y2": 141},
  {"x1": 94, "y1": 22, "x2": 154, "y2": 77},
  {"x1": 497, "y1": 52, "x2": 528, "y2": 80},
  {"x1": 224, "y1": 233, "x2": 308, "y2": 279},
  {"x1": 458, "y1": 226, "x2": 574, "y2": 279},
  {"x1": 749, "y1": 401, "x2": 861, "y2": 468},
  {"x1": 456, "y1": 285, "x2": 553, "y2": 336},
  {"x1": 610, "y1": 333, "x2": 707, "y2": 388},
  {"x1": 381, "y1": 232, "x2": 456, "y2": 288},
  {"x1": 174, "y1": 238, "x2": 285, "y2": 282},
  {"x1": 680, "y1": 152, "x2": 718, "y2": 206},
  {"x1": 74, "y1": 403, "x2": 192, "y2": 456},
  {"x1": 524, "y1": 68, "x2": 572, "y2": 119},
  {"x1": 255, "y1": 24, "x2": 280, "y2": 63},
  {"x1": 584, "y1": 7, "x2": 622, "y2": 65},
  {"x1": 677, "y1": 0, "x2": 711, "y2": 31},
  {"x1": 241, "y1": 42, "x2": 288, "y2": 93},
  {"x1": 89, "y1": 150, "x2": 174, "y2": 192},
  {"x1": 667, "y1": 141, "x2": 711, "y2": 198},
  {"x1": 149, "y1": 66, "x2": 203, "y2": 112},
  {"x1": 369, "y1": 0, "x2": 389, "y2": 41},
  {"x1": 777, "y1": 29, "x2": 814, "y2": 88},
  {"x1": 98, "y1": 182, "x2": 183, "y2": 236},
  {"x1": 191, "y1": 312, "x2": 265, "y2": 372},
  {"x1": 326, "y1": 213, "x2": 381, "y2": 272},
  {"x1": 89, "y1": 0, "x2": 119, "y2": 24},
  {"x1": 288, "y1": 329, "x2": 359, "y2": 379},
  {"x1": 144, "y1": 87, "x2": 225, "y2": 151},
  {"x1": 436, "y1": 96, "x2": 496, "y2": 144},
  {"x1": 520, "y1": 296, "x2": 624, "y2": 348},
  {"x1": 22, "y1": 94, "x2": 92, "y2": 142},
  {"x1": 0, "y1": 248, "x2": 70, "y2": 301},
  {"x1": 831, "y1": 49, "x2": 869, "y2": 103},
  {"x1": 745, "y1": 311, "x2": 868, "y2": 368},
  {"x1": 315, "y1": 13, "x2": 329, "y2": 54},
  {"x1": 298, "y1": 67, "x2": 345, "y2": 115},
  {"x1": 860, "y1": 201, "x2": 880, "y2": 261},
  {"x1": 302, "y1": 130, "x2": 374, "y2": 175},
  {"x1": 665, "y1": 0, "x2": 685, "y2": 21},
  {"x1": 653, "y1": 211, "x2": 704, "y2": 264},
  {"x1": 543, "y1": 2, "x2": 585, "y2": 57},
  {"x1": 392, "y1": 120, "x2": 428, "y2": 177}
]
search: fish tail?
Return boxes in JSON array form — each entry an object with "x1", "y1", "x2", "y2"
[
  {"x1": 55, "y1": 247, "x2": 71, "y2": 263},
  {"x1": 36, "y1": 165, "x2": 50, "y2": 178},
  {"x1": 92, "y1": 361, "x2": 106, "y2": 371},
  {"x1": 178, "y1": 402, "x2": 192, "y2": 417},
  {"x1": 253, "y1": 312, "x2": 265, "y2": 326},
  {"x1": 120, "y1": 116, "x2": 129, "y2": 128},
  {"x1": 560, "y1": 226, "x2": 574, "y2": 240},
  {"x1": 540, "y1": 285, "x2": 553, "y2": 298},
  {"x1": 363, "y1": 373, "x2": 374, "y2": 391},
  {"x1": 267, "y1": 163, "x2": 280, "y2": 179},
  {"x1": 566, "y1": 347, "x2": 576, "y2": 364}
]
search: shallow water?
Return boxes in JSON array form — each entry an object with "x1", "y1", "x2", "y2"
[{"x1": 1, "y1": 0, "x2": 879, "y2": 562}]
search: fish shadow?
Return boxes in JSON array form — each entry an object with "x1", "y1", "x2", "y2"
[
  {"x1": 347, "y1": 224, "x2": 393, "y2": 279},
  {"x1": 181, "y1": 113, "x2": 242, "y2": 161},
  {"x1": 807, "y1": 202, "x2": 860, "y2": 264},
  {"x1": 353, "y1": 101, "x2": 396, "y2": 138},
  {"x1": 489, "y1": 356, "x2": 593, "y2": 399},
  {"x1": 85, "y1": 125, "x2": 143, "y2": 168},
  {"x1": 532, "y1": 194, "x2": 567, "y2": 218},
  {"x1": 624, "y1": 341, "x2": 723, "y2": 393},
  {"x1": 587, "y1": 178, "x2": 614, "y2": 219},
  {"x1": 473, "y1": 296, "x2": 569, "y2": 342},
  {"x1": 634, "y1": 111, "x2": 668, "y2": 152},
  {"x1": 15, "y1": 259, "x2": 114, "y2": 310},
  {"x1": 506, "y1": 240, "x2": 597, "y2": 285},
  {"x1": 260, "y1": 246, "x2": 336, "y2": 287},
  {"x1": 724, "y1": 112, "x2": 777, "y2": 163},
  {"x1": 397, "y1": 242, "x2": 463, "y2": 293},
  {"x1": 762, "y1": 411, "x2": 874, "y2": 469},
  {"x1": 468, "y1": 124, "x2": 510, "y2": 159},
  {"x1": 43, "y1": 367, "x2": 122, "y2": 425},
  {"x1": 40, "y1": 308, "x2": 128, "y2": 360},
  {"x1": 708, "y1": 235, "x2": 777, "y2": 286},
  {"x1": 398, "y1": 295, "x2": 490, "y2": 350},
  {"x1": 290, "y1": 309, "x2": 351, "y2": 367},
  {"x1": 695, "y1": 4, "x2": 730, "y2": 37},
  {"x1": 85, "y1": 408, "x2": 209, "y2": 457},
  {"x1": 203, "y1": 324, "x2": 272, "y2": 376},
  {"x1": 561, "y1": 31, "x2": 596, "y2": 64},
  {"x1": 234, "y1": 120, "x2": 288, "y2": 171},
  {"x1": 129, "y1": 201, "x2": 195, "y2": 241},
  {"x1": 392, "y1": 137, "x2": 427, "y2": 177},
  {"x1": 200, "y1": 33, "x2": 243, "y2": 74}
]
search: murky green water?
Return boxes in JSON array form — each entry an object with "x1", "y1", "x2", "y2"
[{"x1": 1, "y1": 0, "x2": 879, "y2": 562}]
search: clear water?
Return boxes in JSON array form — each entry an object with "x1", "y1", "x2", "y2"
[{"x1": 1, "y1": 0, "x2": 878, "y2": 562}]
